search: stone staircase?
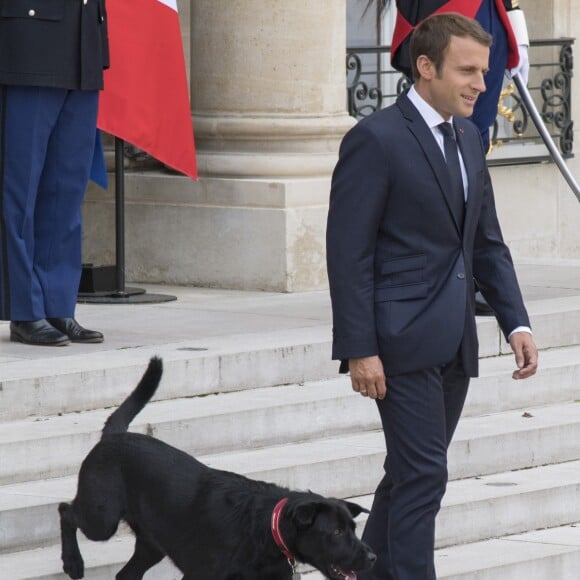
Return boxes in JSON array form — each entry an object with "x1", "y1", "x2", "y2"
[{"x1": 1, "y1": 294, "x2": 580, "y2": 579}]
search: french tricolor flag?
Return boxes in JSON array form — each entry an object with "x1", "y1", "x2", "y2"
[{"x1": 98, "y1": 0, "x2": 197, "y2": 179}]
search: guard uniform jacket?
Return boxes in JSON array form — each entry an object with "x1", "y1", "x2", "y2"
[
  {"x1": 391, "y1": 0, "x2": 520, "y2": 77},
  {"x1": 0, "y1": 0, "x2": 109, "y2": 91}
]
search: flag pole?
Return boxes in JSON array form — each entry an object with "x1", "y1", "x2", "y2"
[
  {"x1": 114, "y1": 136, "x2": 127, "y2": 295},
  {"x1": 78, "y1": 137, "x2": 176, "y2": 304}
]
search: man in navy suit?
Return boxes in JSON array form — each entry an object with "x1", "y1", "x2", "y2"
[
  {"x1": 0, "y1": 0, "x2": 109, "y2": 345},
  {"x1": 327, "y1": 13, "x2": 537, "y2": 579}
]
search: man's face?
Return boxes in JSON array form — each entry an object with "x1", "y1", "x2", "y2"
[{"x1": 418, "y1": 35, "x2": 490, "y2": 120}]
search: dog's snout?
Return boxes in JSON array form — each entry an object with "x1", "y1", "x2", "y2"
[{"x1": 367, "y1": 551, "x2": 377, "y2": 565}]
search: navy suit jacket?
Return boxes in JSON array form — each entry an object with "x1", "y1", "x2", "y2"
[{"x1": 326, "y1": 93, "x2": 530, "y2": 377}]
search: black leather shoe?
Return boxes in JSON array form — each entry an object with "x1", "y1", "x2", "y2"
[
  {"x1": 475, "y1": 291, "x2": 495, "y2": 316},
  {"x1": 10, "y1": 320, "x2": 71, "y2": 346},
  {"x1": 47, "y1": 318, "x2": 104, "y2": 343}
]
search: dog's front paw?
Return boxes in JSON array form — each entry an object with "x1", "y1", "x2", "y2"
[{"x1": 62, "y1": 556, "x2": 84, "y2": 579}]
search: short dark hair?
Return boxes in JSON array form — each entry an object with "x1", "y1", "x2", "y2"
[{"x1": 409, "y1": 12, "x2": 492, "y2": 81}]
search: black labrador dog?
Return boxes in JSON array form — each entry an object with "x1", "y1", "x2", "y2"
[{"x1": 59, "y1": 357, "x2": 376, "y2": 579}]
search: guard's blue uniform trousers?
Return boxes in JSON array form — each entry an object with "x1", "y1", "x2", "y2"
[
  {"x1": 0, "y1": 86, "x2": 98, "y2": 321},
  {"x1": 471, "y1": 0, "x2": 510, "y2": 151}
]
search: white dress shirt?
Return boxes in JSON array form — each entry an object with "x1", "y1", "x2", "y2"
[{"x1": 407, "y1": 85, "x2": 468, "y2": 201}]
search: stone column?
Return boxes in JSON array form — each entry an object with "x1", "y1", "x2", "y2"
[
  {"x1": 177, "y1": 0, "x2": 190, "y2": 90},
  {"x1": 190, "y1": 0, "x2": 352, "y2": 179},
  {"x1": 178, "y1": 0, "x2": 354, "y2": 291}
]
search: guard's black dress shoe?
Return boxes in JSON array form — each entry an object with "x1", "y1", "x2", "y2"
[
  {"x1": 10, "y1": 319, "x2": 71, "y2": 346},
  {"x1": 47, "y1": 317, "x2": 104, "y2": 343}
]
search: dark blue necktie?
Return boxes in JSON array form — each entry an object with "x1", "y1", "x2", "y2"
[{"x1": 438, "y1": 122, "x2": 466, "y2": 228}]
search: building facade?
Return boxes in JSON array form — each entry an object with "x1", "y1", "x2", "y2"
[{"x1": 83, "y1": 0, "x2": 580, "y2": 292}]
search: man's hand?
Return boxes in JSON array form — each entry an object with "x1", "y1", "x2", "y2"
[
  {"x1": 509, "y1": 331, "x2": 538, "y2": 380},
  {"x1": 349, "y1": 356, "x2": 387, "y2": 400}
]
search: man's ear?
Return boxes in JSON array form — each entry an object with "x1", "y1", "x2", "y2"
[{"x1": 416, "y1": 54, "x2": 435, "y2": 80}]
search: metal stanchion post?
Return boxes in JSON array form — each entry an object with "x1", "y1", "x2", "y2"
[{"x1": 78, "y1": 137, "x2": 176, "y2": 304}]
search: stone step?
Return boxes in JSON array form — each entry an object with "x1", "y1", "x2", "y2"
[
  {"x1": 302, "y1": 524, "x2": 580, "y2": 580},
  {"x1": 202, "y1": 401, "x2": 580, "y2": 493},
  {"x1": 2, "y1": 279, "x2": 580, "y2": 579},
  {"x1": 305, "y1": 461, "x2": 580, "y2": 574},
  {"x1": 1, "y1": 294, "x2": 580, "y2": 423},
  {"x1": 338, "y1": 458, "x2": 580, "y2": 550},
  {"x1": 0, "y1": 377, "x2": 377, "y2": 485},
  {"x1": 464, "y1": 344, "x2": 580, "y2": 418},
  {"x1": 0, "y1": 531, "x2": 181, "y2": 580},
  {"x1": 2, "y1": 343, "x2": 580, "y2": 486},
  {"x1": 2, "y1": 406, "x2": 580, "y2": 554},
  {"x1": 1, "y1": 348, "x2": 580, "y2": 492},
  {"x1": 0, "y1": 327, "x2": 337, "y2": 422}
]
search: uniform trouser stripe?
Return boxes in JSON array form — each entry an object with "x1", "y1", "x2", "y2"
[{"x1": 0, "y1": 87, "x2": 10, "y2": 320}]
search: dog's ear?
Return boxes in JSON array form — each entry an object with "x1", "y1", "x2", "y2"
[
  {"x1": 292, "y1": 501, "x2": 319, "y2": 528},
  {"x1": 343, "y1": 501, "x2": 370, "y2": 518}
]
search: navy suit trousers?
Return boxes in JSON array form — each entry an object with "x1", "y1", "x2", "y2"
[
  {"x1": 359, "y1": 357, "x2": 470, "y2": 580},
  {"x1": 0, "y1": 86, "x2": 98, "y2": 321}
]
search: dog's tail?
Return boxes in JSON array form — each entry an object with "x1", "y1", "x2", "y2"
[{"x1": 101, "y1": 357, "x2": 163, "y2": 438}]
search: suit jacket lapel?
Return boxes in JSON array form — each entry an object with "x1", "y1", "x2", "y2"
[
  {"x1": 396, "y1": 93, "x2": 463, "y2": 235},
  {"x1": 454, "y1": 118, "x2": 480, "y2": 235}
]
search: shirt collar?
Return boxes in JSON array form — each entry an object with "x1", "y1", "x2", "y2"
[{"x1": 407, "y1": 85, "x2": 454, "y2": 131}]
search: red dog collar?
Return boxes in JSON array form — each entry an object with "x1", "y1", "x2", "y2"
[{"x1": 271, "y1": 497, "x2": 295, "y2": 563}]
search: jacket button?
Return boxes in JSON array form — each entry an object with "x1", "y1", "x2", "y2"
[
  {"x1": 457, "y1": 273, "x2": 465, "y2": 280},
  {"x1": 28, "y1": 9, "x2": 35, "y2": 16}
]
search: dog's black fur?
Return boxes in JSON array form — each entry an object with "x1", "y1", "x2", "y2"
[{"x1": 59, "y1": 357, "x2": 376, "y2": 579}]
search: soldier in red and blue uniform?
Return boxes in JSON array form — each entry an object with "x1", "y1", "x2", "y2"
[{"x1": 391, "y1": 0, "x2": 529, "y2": 152}]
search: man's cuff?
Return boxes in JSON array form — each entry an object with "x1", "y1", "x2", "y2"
[{"x1": 508, "y1": 326, "x2": 532, "y2": 340}]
